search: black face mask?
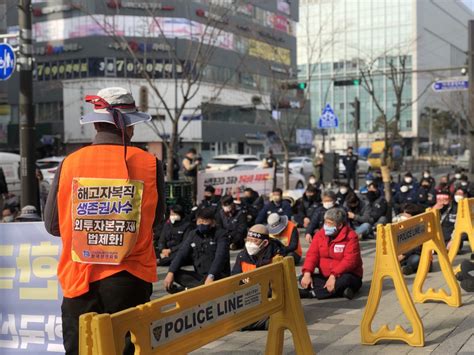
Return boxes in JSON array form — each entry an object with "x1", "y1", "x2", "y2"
[
  {"x1": 367, "y1": 191, "x2": 379, "y2": 202},
  {"x1": 197, "y1": 224, "x2": 212, "y2": 235},
  {"x1": 421, "y1": 185, "x2": 430, "y2": 189},
  {"x1": 204, "y1": 195, "x2": 212, "y2": 201}
]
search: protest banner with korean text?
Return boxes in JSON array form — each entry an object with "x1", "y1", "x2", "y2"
[
  {"x1": 0, "y1": 222, "x2": 64, "y2": 354},
  {"x1": 197, "y1": 168, "x2": 273, "y2": 201}
]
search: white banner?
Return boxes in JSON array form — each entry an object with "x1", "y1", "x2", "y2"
[
  {"x1": 150, "y1": 284, "x2": 261, "y2": 348},
  {"x1": 197, "y1": 168, "x2": 274, "y2": 201}
]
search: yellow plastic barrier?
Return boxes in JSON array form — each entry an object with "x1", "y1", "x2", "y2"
[
  {"x1": 79, "y1": 256, "x2": 313, "y2": 355},
  {"x1": 361, "y1": 209, "x2": 461, "y2": 347},
  {"x1": 448, "y1": 198, "x2": 474, "y2": 274}
]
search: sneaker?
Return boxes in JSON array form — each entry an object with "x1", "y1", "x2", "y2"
[
  {"x1": 401, "y1": 265, "x2": 415, "y2": 276},
  {"x1": 298, "y1": 288, "x2": 314, "y2": 299},
  {"x1": 460, "y1": 277, "x2": 474, "y2": 292},
  {"x1": 343, "y1": 288, "x2": 355, "y2": 300},
  {"x1": 167, "y1": 284, "x2": 185, "y2": 294}
]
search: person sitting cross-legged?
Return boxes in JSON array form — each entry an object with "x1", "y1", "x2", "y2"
[
  {"x1": 299, "y1": 208, "x2": 363, "y2": 300},
  {"x1": 163, "y1": 208, "x2": 230, "y2": 293},
  {"x1": 266, "y1": 212, "x2": 302, "y2": 265}
]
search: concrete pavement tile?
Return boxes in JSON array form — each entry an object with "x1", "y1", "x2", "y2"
[
  {"x1": 307, "y1": 322, "x2": 336, "y2": 331},
  {"x1": 457, "y1": 334, "x2": 474, "y2": 354}
]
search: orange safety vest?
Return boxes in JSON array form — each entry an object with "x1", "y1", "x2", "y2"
[
  {"x1": 241, "y1": 262, "x2": 257, "y2": 273},
  {"x1": 271, "y1": 221, "x2": 302, "y2": 257},
  {"x1": 57, "y1": 145, "x2": 158, "y2": 298}
]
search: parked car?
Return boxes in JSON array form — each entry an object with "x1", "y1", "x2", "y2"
[
  {"x1": 205, "y1": 154, "x2": 261, "y2": 171},
  {"x1": 454, "y1": 150, "x2": 470, "y2": 170},
  {"x1": 288, "y1": 156, "x2": 313, "y2": 177},
  {"x1": 36, "y1": 156, "x2": 65, "y2": 185},
  {"x1": 338, "y1": 155, "x2": 371, "y2": 177},
  {"x1": 0, "y1": 152, "x2": 21, "y2": 197},
  {"x1": 229, "y1": 163, "x2": 305, "y2": 190}
]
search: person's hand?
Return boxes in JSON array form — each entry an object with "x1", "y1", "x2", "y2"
[
  {"x1": 324, "y1": 275, "x2": 336, "y2": 293},
  {"x1": 161, "y1": 249, "x2": 171, "y2": 258},
  {"x1": 398, "y1": 254, "x2": 405, "y2": 262},
  {"x1": 204, "y1": 276, "x2": 214, "y2": 285},
  {"x1": 300, "y1": 272, "x2": 313, "y2": 289},
  {"x1": 305, "y1": 233, "x2": 313, "y2": 244},
  {"x1": 348, "y1": 212, "x2": 355, "y2": 219},
  {"x1": 163, "y1": 272, "x2": 174, "y2": 291},
  {"x1": 303, "y1": 217, "x2": 310, "y2": 228}
]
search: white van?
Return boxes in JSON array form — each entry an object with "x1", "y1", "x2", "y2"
[{"x1": 0, "y1": 152, "x2": 21, "y2": 196}]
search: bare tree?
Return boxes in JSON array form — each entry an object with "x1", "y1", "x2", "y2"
[{"x1": 77, "y1": 1, "x2": 246, "y2": 180}]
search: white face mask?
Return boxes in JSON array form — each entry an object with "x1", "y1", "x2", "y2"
[
  {"x1": 309, "y1": 178, "x2": 317, "y2": 185},
  {"x1": 454, "y1": 195, "x2": 464, "y2": 203},
  {"x1": 423, "y1": 173, "x2": 430, "y2": 179},
  {"x1": 2, "y1": 215, "x2": 14, "y2": 223},
  {"x1": 404, "y1": 177, "x2": 412, "y2": 184},
  {"x1": 339, "y1": 187, "x2": 348, "y2": 195},
  {"x1": 169, "y1": 215, "x2": 181, "y2": 224},
  {"x1": 366, "y1": 180, "x2": 373, "y2": 186},
  {"x1": 461, "y1": 182, "x2": 468, "y2": 187},
  {"x1": 400, "y1": 185, "x2": 409, "y2": 193},
  {"x1": 245, "y1": 241, "x2": 263, "y2": 256},
  {"x1": 223, "y1": 205, "x2": 232, "y2": 213},
  {"x1": 323, "y1": 202, "x2": 334, "y2": 210},
  {"x1": 455, "y1": 173, "x2": 462, "y2": 179}
]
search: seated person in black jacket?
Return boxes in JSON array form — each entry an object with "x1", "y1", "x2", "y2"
[
  {"x1": 336, "y1": 182, "x2": 352, "y2": 207},
  {"x1": 255, "y1": 188, "x2": 292, "y2": 224},
  {"x1": 305, "y1": 190, "x2": 337, "y2": 243},
  {"x1": 216, "y1": 195, "x2": 248, "y2": 250},
  {"x1": 231, "y1": 224, "x2": 284, "y2": 331},
  {"x1": 191, "y1": 185, "x2": 221, "y2": 222},
  {"x1": 155, "y1": 205, "x2": 193, "y2": 266},
  {"x1": 240, "y1": 188, "x2": 263, "y2": 226},
  {"x1": 294, "y1": 185, "x2": 321, "y2": 228},
  {"x1": 164, "y1": 208, "x2": 230, "y2": 293}
]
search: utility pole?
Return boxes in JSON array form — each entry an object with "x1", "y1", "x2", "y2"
[
  {"x1": 18, "y1": 0, "x2": 37, "y2": 209},
  {"x1": 468, "y1": 20, "x2": 474, "y2": 174}
]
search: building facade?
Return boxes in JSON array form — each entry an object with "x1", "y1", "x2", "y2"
[
  {"x1": 3, "y1": 0, "x2": 309, "y2": 163},
  {"x1": 298, "y1": 0, "x2": 472, "y2": 155}
]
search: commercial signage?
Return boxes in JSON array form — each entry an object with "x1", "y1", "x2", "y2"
[
  {"x1": 197, "y1": 168, "x2": 274, "y2": 202},
  {"x1": 150, "y1": 284, "x2": 261, "y2": 348},
  {"x1": 108, "y1": 41, "x2": 172, "y2": 53},
  {"x1": 34, "y1": 43, "x2": 82, "y2": 56},
  {"x1": 33, "y1": 58, "x2": 184, "y2": 81},
  {"x1": 0, "y1": 222, "x2": 64, "y2": 354}
]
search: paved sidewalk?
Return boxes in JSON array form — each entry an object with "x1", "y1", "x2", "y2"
[{"x1": 152, "y1": 237, "x2": 474, "y2": 354}]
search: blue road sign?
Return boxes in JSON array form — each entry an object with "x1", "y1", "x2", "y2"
[
  {"x1": 318, "y1": 104, "x2": 339, "y2": 129},
  {"x1": 431, "y1": 77, "x2": 468, "y2": 92},
  {"x1": 0, "y1": 43, "x2": 15, "y2": 81}
]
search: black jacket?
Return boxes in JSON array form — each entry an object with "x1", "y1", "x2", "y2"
[
  {"x1": 361, "y1": 195, "x2": 388, "y2": 223},
  {"x1": 169, "y1": 227, "x2": 230, "y2": 279},
  {"x1": 156, "y1": 219, "x2": 193, "y2": 256},
  {"x1": 255, "y1": 200, "x2": 292, "y2": 224},
  {"x1": 441, "y1": 203, "x2": 457, "y2": 242},
  {"x1": 306, "y1": 205, "x2": 329, "y2": 236},
  {"x1": 295, "y1": 195, "x2": 321, "y2": 227},
  {"x1": 215, "y1": 207, "x2": 248, "y2": 245},
  {"x1": 342, "y1": 154, "x2": 358, "y2": 174},
  {"x1": 416, "y1": 186, "x2": 436, "y2": 208},
  {"x1": 232, "y1": 239, "x2": 284, "y2": 275}
]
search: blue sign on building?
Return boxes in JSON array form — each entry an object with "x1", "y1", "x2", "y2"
[
  {"x1": 431, "y1": 77, "x2": 468, "y2": 92},
  {"x1": 318, "y1": 104, "x2": 339, "y2": 129},
  {"x1": 0, "y1": 43, "x2": 16, "y2": 81}
]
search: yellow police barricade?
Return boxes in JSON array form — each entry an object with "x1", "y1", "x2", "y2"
[
  {"x1": 79, "y1": 256, "x2": 313, "y2": 355},
  {"x1": 361, "y1": 209, "x2": 461, "y2": 347},
  {"x1": 447, "y1": 197, "x2": 474, "y2": 274}
]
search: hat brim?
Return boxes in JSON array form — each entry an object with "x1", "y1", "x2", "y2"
[
  {"x1": 81, "y1": 111, "x2": 151, "y2": 127},
  {"x1": 267, "y1": 215, "x2": 288, "y2": 235}
]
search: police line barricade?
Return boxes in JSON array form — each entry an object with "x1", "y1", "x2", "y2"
[
  {"x1": 360, "y1": 209, "x2": 461, "y2": 347},
  {"x1": 79, "y1": 256, "x2": 313, "y2": 355},
  {"x1": 448, "y1": 197, "x2": 474, "y2": 274}
]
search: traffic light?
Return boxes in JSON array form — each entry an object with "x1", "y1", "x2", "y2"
[
  {"x1": 280, "y1": 81, "x2": 307, "y2": 90},
  {"x1": 334, "y1": 79, "x2": 361, "y2": 87},
  {"x1": 350, "y1": 97, "x2": 360, "y2": 129}
]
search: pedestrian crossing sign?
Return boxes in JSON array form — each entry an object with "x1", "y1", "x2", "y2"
[{"x1": 318, "y1": 104, "x2": 339, "y2": 129}]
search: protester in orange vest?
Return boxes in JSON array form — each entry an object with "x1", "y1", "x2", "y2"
[
  {"x1": 232, "y1": 224, "x2": 284, "y2": 275},
  {"x1": 44, "y1": 87, "x2": 165, "y2": 355},
  {"x1": 266, "y1": 213, "x2": 302, "y2": 265}
]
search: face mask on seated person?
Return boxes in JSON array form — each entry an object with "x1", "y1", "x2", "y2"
[
  {"x1": 271, "y1": 195, "x2": 282, "y2": 203},
  {"x1": 339, "y1": 187, "x2": 348, "y2": 195},
  {"x1": 169, "y1": 215, "x2": 181, "y2": 224},
  {"x1": 454, "y1": 195, "x2": 464, "y2": 203},
  {"x1": 223, "y1": 205, "x2": 233, "y2": 213},
  {"x1": 197, "y1": 224, "x2": 211, "y2": 234},
  {"x1": 245, "y1": 241, "x2": 263, "y2": 256},
  {"x1": 323, "y1": 224, "x2": 338, "y2": 236},
  {"x1": 322, "y1": 201, "x2": 334, "y2": 210},
  {"x1": 366, "y1": 191, "x2": 379, "y2": 202}
]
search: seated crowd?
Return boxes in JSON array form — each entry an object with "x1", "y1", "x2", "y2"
[{"x1": 154, "y1": 166, "x2": 474, "y2": 304}]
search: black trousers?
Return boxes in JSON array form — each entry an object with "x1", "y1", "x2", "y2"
[
  {"x1": 174, "y1": 269, "x2": 206, "y2": 289},
  {"x1": 61, "y1": 271, "x2": 152, "y2": 355},
  {"x1": 347, "y1": 171, "x2": 357, "y2": 189},
  {"x1": 301, "y1": 273, "x2": 362, "y2": 300}
]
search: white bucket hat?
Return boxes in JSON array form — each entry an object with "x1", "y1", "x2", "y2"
[
  {"x1": 266, "y1": 213, "x2": 288, "y2": 235},
  {"x1": 81, "y1": 87, "x2": 151, "y2": 127}
]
